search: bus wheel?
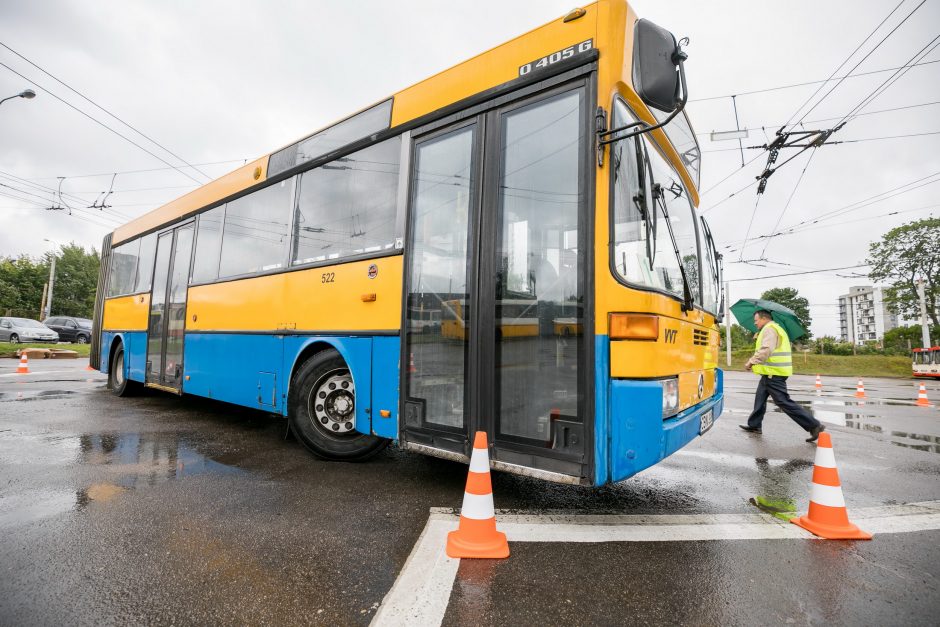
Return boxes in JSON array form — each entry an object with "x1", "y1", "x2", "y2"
[
  {"x1": 109, "y1": 342, "x2": 139, "y2": 397},
  {"x1": 289, "y1": 349, "x2": 388, "y2": 461}
]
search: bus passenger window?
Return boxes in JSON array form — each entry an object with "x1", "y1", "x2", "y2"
[
  {"x1": 108, "y1": 239, "x2": 141, "y2": 296},
  {"x1": 218, "y1": 178, "x2": 294, "y2": 278},
  {"x1": 292, "y1": 137, "x2": 400, "y2": 265},
  {"x1": 134, "y1": 232, "x2": 157, "y2": 293},
  {"x1": 192, "y1": 205, "x2": 225, "y2": 284}
]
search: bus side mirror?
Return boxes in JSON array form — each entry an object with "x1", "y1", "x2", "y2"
[{"x1": 632, "y1": 18, "x2": 686, "y2": 113}]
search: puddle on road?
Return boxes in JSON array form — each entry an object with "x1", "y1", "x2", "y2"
[
  {"x1": 0, "y1": 389, "x2": 77, "y2": 402},
  {"x1": 0, "y1": 432, "x2": 247, "y2": 528},
  {"x1": 77, "y1": 432, "x2": 246, "y2": 488},
  {"x1": 891, "y1": 431, "x2": 940, "y2": 454}
]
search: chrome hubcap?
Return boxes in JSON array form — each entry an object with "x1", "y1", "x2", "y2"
[
  {"x1": 114, "y1": 352, "x2": 124, "y2": 386},
  {"x1": 310, "y1": 371, "x2": 355, "y2": 435}
]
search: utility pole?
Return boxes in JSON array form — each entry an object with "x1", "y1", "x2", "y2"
[
  {"x1": 39, "y1": 283, "x2": 48, "y2": 320},
  {"x1": 917, "y1": 278, "x2": 931, "y2": 349},
  {"x1": 724, "y1": 281, "x2": 731, "y2": 367},
  {"x1": 44, "y1": 255, "x2": 56, "y2": 320}
]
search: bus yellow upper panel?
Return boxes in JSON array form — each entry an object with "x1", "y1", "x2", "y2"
[
  {"x1": 186, "y1": 257, "x2": 403, "y2": 332},
  {"x1": 102, "y1": 293, "x2": 150, "y2": 331},
  {"x1": 390, "y1": 7, "x2": 598, "y2": 127},
  {"x1": 111, "y1": 157, "x2": 268, "y2": 245}
]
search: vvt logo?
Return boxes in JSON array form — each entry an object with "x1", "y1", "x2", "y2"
[{"x1": 664, "y1": 329, "x2": 678, "y2": 343}]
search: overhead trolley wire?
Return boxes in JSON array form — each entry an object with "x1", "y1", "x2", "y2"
[
  {"x1": 0, "y1": 62, "x2": 205, "y2": 185},
  {"x1": 0, "y1": 42, "x2": 213, "y2": 182},
  {"x1": 781, "y1": 0, "x2": 910, "y2": 132},
  {"x1": 697, "y1": 101, "x2": 940, "y2": 138},
  {"x1": 728, "y1": 264, "x2": 870, "y2": 282},
  {"x1": 689, "y1": 59, "x2": 940, "y2": 103},
  {"x1": 835, "y1": 35, "x2": 940, "y2": 127},
  {"x1": 785, "y1": 0, "x2": 925, "y2": 132},
  {"x1": 758, "y1": 148, "x2": 818, "y2": 258}
]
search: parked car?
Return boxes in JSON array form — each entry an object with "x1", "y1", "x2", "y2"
[
  {"x1": 0, "y1": 317, "x2": 59, "y2": 344},
  {"x1": 43, "y1": 316, "x2": 93, "y2": 344}
]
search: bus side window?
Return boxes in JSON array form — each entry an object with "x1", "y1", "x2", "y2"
[
  {"x1": 218, "y1": 178, "x2": 295, "y2": 278},
  {"x1": 192, "y1": 205, "x2": 225, "y2": 284},
  {"x1": 291, "y1": 136, "x2": 400, "y2": 266},
  {"x1": 134, "y1": 232, "x2": 158, "y2": 293},
  {"x1": 108, "y1": 239, "x2": 141, "y2": 297}
]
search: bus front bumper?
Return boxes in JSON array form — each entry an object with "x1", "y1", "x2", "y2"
[{"x1": 607, "y1": 369, "x2": 724, "y2": 483}]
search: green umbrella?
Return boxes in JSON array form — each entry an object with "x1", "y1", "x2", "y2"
[{"x1": 730, "y1": 298, "x2": 809, "y2": 341}]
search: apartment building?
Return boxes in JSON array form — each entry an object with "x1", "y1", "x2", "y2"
[{"x1": 838, "y1": 286, "x2": 899, "y2": 344}]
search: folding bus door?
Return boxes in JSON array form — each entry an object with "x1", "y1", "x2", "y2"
[
  {"x1": 402, "y1": 80, "x2": 591, "y2": 481},
  {"x1": 146, "y1": 223, "x2": 194, "y2": 392}
]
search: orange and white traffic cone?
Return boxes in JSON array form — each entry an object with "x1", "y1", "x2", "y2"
[
  {"x1": 791, "y1": 432, "x2": 871, "y2": 540},
  {"x1": 916, "y1": 383, "x2": 930, "y2": 407},
  {"x1": 815, "y1": 374, "x2": 822, "y2": 391},
  {"x1": 408, "y1": 352, "x2": 417, "y2": 374},
  {"x1": 446, "y1": 431, "x2": 509, "y2": 559},
  {"x1": 855, "y1": 379, "x2": 866, "y2": 399},
  {"x1": 15, "y1": 353, "x2": 29, "y2": 374}
]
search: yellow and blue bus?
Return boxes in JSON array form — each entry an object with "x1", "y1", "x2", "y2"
[{"x1": 90, "y1": 0, "x2": 723, "y2": 486}]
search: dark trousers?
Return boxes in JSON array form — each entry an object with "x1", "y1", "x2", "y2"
[{"x1": 747, "y1": 375, "x2": 821, "y2": 432}]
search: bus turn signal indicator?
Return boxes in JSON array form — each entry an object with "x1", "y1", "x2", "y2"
[{"x1": 609, "y1": 313, "x2": 659, "y2": 341}]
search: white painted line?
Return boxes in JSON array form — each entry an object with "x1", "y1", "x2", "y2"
[
  {"x1": 371, "y1": 513, "x2": 459, "y2": 627},
  {"x1": 0, "y1": 370, "x2": 69, "y2": 377},
  {"x1": 372, "y1": 500, "x2": 940, "y2": 627}
]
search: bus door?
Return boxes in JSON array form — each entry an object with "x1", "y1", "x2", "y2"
[
  {"x1": 145, "y1": 223, "x2": 194, "y2": 392},
  {"x1": 403, "y1": 81, "x2": 590, "y2": 481}
]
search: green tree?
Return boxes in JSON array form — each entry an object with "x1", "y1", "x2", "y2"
[
  {"x1": 759, "y1": 286, "x2": 812, "y2": 339},
  {"x1": 0, "y1": 243, "x2": 100, "y2": 319},
  {"x1": 47, "y1": 244, "x2": 100, "y2": 317},
  {"x1": 882, "y1": 324, "x2": 940, "y2": 355},
  {"x1": 868, "y1": 217, "x2": 939, "y2": 327},
  {"x1": 0, "y1": 255, "x2": 46, "y2": 317},
  {"x1": 719, "y1": 323, "x2": 754, "y2": 351}
]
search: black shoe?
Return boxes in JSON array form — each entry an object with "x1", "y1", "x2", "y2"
[
  {"x1": 739, "y1": 425, "x2": 762, "y2": 434},
  {"x1": 806, "y1": 424, "x2": 826, "y2": 443}
]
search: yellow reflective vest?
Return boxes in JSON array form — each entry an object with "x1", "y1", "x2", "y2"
[{"x1": 752, "y1": 321, "x2": 793, "y2": 377}]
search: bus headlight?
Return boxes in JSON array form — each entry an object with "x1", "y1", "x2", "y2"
[{"x1": 662, "y1": 378, "x2": 679, "y2": 418}]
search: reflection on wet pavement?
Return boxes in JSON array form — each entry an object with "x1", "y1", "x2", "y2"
[
  {"x1": 0, "y1": 389, "x2": 77, "y2": 402},
  {"x1": 891, "y1": 431, "x2": 940, "y2": 454},
  {"x1": 0, "y1": 430, "x2": 246, "y2": 529},
  {"x1": 78, "y1": 432, "x2": 246, "y2": 486}
]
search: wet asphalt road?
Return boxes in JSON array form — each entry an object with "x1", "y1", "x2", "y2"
[{"x1": 1, "y1": 359, "x2": 938, "y2": 625}]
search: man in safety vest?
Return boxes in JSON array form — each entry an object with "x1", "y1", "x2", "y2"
[{"x1": 740, "y1": 310, "x2": 825, "y2": 443}]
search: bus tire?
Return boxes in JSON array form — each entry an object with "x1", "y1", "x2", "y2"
[
  {"x1": 289, "y1": 349, "x2": 388, "y2": 461},
  {"x1": 109, "y1": 342, "x2": 139, "y2": 397}
]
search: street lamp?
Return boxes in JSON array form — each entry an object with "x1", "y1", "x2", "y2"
[{"x1": 0, "y1": 88, "x2": 37, "y2": 107}]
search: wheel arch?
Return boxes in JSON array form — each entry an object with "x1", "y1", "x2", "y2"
[
  {"x1": 286, "y1": 337, "x2": 373, "y2": 434},
  {"x1": 104, "y1": 332, "x2": 127, "y2": 376}
]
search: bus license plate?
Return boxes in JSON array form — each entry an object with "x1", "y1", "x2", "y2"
[{"x1": 699, "y1": 409, "x2": 714, "y2": 435}]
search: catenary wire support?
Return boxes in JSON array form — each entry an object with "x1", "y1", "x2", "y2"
[
  {"x1": 89, "y1": 173, "x2": 116, "y2": 209},
  {"x1": 754, "y1": 124, "x2": 843, "y2": 195}
]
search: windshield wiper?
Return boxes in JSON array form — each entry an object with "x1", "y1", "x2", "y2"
[{"x1": 653, "y1": 183, "x2": 694, "y2": 312}]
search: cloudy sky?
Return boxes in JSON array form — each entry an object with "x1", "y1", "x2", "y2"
[{"x1": 1, "y1": 0, "x2": 938, "y2": 336}]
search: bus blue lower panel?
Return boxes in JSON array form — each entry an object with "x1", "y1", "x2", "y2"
[
  {"x1": 598, "y1": 334, "x2": 725, "y2": 484},
  {"x1": 100, "y1": 331, "x2": 147, "y2": 382},
  {"x1": 181, "y1": 333, "x2": 400, "y2": 438}
]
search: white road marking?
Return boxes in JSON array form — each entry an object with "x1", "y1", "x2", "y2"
[
  {"x1": 0, "y1": 370, "x2": 70, "y2": 377},
  {"x1": 372, "y1": 500, "x2": 940, "y2": 627},
  {"x1": 371, "y1": 514, "x2": 460, "y2": 626}
]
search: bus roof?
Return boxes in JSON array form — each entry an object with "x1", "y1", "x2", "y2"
[{"x1": 112, "y1": 0, "x2": 698, "y2": 245}]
